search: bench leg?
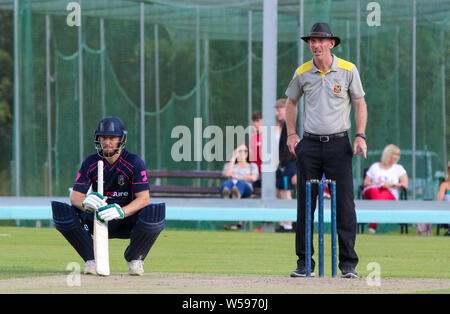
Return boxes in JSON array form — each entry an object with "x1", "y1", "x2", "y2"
[
  {"x1": 357, "y1": 223, "x2": 365, "y2": 234},
  {"x1": 400, "y1": 224, "x2": 408, "y2": 234}
]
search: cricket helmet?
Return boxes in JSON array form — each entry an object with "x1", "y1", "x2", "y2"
[{"x1": 94, "y1": 116, "x2": 128, "y2": 157}]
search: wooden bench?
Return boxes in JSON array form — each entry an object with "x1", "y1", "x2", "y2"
[{"x1": 147, "y1": 170, "x2": 261, "y2": 198}]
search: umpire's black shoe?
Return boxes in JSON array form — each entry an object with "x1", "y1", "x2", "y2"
[
  {"x1": 290, "y1": 267, "x2": 315, "y2": 277},
  {"x1": 341, "y1": 268, "x2": 358, "y2": 278}
]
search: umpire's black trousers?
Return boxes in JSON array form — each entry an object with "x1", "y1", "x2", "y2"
[{"x1": 295, "y1": 134, "x2": 359, "y2": 271}]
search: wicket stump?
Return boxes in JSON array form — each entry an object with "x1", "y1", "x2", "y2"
[{"x1": 305, "y1": 179, "x2": 337, "y2": 277}]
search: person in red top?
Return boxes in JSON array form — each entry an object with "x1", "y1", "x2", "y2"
[{"x1": 249, "y1": 111, "x2": 263, "y2": 189}]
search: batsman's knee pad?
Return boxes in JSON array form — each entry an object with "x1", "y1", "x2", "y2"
[
  {"x1": 51, "y1": 201, "x2": 81, "y2": 231},
  {"x1": 136, "y1": 203, "x2": 165, "y2": 234}
]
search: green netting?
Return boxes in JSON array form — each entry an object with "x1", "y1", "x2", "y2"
[{"x1": 4, "y1": 0, "x2": 450, "y2": 199}]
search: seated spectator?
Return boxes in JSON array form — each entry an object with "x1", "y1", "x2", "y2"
[
  {"x1": 221, "y1": 144, "x2": 259, "y2": 199},
  {"x1": 222, "y1": 144, "x2": 259, "y2": 231},
  {"x1": 363, "y1": 144, "x2": 408, "y2": 234},
  {"x1": 435, "y1": 161, "x2": 450, "y2": 236},
  {"x1": 437, "y1": 161, "x2": 450, "y2": 202}
]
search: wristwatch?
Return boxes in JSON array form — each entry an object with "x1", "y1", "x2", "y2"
[{"x1": 355, "y1": 133, "x2": 366, "y2": 140}]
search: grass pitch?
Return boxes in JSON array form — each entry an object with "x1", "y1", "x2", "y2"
[{"x1": 0, "y1": 226, "x2": 449, "y2": 281}]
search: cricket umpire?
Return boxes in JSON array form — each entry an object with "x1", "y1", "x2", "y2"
[
  {"x1": 51, "y1": 116, "x2": 165, "y2": 275},
  {"x1": 285, "y1": 22, "x2": 367, "y2": 278}
]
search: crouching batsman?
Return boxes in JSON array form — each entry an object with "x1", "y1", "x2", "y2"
[{"x1": 51, "y1": 116, "x2": 165, "y2": 276}]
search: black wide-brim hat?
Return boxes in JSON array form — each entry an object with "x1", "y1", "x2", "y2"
[{"x1": 301, "y1": 22, "x2": 341, "y2": 47}]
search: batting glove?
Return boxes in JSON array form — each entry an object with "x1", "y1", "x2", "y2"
[
  {"x1": 82, "y1": 192, "x2": 108, "y2": 213},
  {"x1": 97, "y1": 203, "x2": 125, "y2": 222}
]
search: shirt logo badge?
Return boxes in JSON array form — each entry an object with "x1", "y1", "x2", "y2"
[
  {"x1": 118, "y1": 175, "x2": 126, "y2": 186},
  {"x1": 333, "y1": 84, "x2": 341, "y2": 94}
]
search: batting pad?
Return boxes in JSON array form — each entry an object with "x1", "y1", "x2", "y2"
[
  {"x1": 51, "y1": 201, "x2": 94, "y2": 261},
  {"x1": 51, "y1": 201, "x2": 82, "y2": 231},
  {"x1": 124, "y1": 203, "x2": 166, "y2": 262},
  {"x1": 136, "y1": 203, "x2": 166, "y2": 234}
]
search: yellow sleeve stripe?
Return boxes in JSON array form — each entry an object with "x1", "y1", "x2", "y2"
[
  {"x1": 337, "y1": 58, "x2": 354, "y2": 71},
  {"x1": 296, "y1": 60, "x2": 313, "y2": 76}
]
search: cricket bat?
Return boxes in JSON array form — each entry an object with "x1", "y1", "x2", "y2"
[{"x1": 94, "y1": 160, "x2": 110, "y2": 276}]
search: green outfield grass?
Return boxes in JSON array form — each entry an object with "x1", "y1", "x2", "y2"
[{"x1": 0, "y1": 226, "x2": 449, "y2": 280}]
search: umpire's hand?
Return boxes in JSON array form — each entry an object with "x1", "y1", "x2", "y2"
[
  {"x1": 287, "y1": 134, "x2": 300, "y2": 156},
  {"x1": 353, "y1": 136, "x2": 367, "y2": 159}
]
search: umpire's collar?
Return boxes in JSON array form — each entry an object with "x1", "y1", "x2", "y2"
[{"x1": 312, "y1": 54, "x2": 338, "y2": 74}]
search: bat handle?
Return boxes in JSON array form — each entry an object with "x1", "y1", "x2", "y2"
[{"x1": 98, "y1": 160, "x2": 104, "y2": 196}]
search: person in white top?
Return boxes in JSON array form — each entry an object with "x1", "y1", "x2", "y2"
[
  {"x1": 434, "y1": 161, "x2": 450, "y2": 236},
  {"x1": 221, "y1": 144, "x2": 259, "y2": 231},
  {"x1": 363, "y1": 144, "x2": 409, "y2": 233},
  {"x1": 221, "y1": 144, "x2": 259, "y2": 199}
]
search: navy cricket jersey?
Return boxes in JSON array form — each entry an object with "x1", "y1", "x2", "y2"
[{"x1": 73, "y1": 149, "x2": 150, "y2": 207}]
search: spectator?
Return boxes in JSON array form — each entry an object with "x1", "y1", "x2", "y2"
[
  {"x1": 221, "y1": 144, "x2": 259, "y2": 199},
  {"x1": 222, "y1": 144, "x2": 259, "y2": 231},
  {"x1": 437, "y1": 160, "x2": 450, "y2": 202},
  {"x1": 249, "y1": 111, "x2": 263, "y2": 189},
  {"x1": 275, "y1": 98, "x2": 296, "y2": 232},
  {"x1": 435, "y1": 160, "x2": 450, "y2": 236},
  {"x1": 363, "y1": 144, "x2": 408, "y2": 234}
]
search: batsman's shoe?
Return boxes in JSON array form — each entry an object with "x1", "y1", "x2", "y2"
[
  {"x1": 84, "y1": 260, "x2": 96, "y2": 275},
  {"x1": 128, "y1": 260, "x2": 144, "y2": 276},
  {"x1": 290, "y1": 267, "x2": 315, "y2": 277},
  {"x1": 341, "y1": 268, "x2": 359, "y2": 279}
]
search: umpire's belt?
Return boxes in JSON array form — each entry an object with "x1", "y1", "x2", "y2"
[{"x1": 303, "y1": 131, "x2": 348, "y2": 143}]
